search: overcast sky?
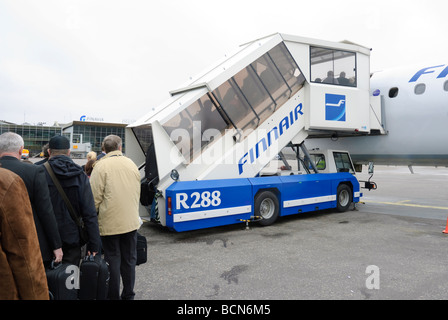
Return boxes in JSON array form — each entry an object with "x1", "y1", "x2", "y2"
[{"x1": 0, "y1": 0, "x2": 446, "y2": 125}]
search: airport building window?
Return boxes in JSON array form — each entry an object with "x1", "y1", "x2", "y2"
[
  {"x1": 72, "y1": 133, "x2": 82, "y2": 143},
  {"x1": 0, "y1": 123, "x2": 62, "y2": 156},
  {"x1": 310, "y1": 47, "x2": 356, "y2": 86},
  {"x1": 414, "y1": 83, "x2": 426, "y2": 95},
  {"x1": 389, "y1": 87, "x2": 399, "y2": 98},
  {"x1": 67, "y1": 123, "x2": 126, "y2": 154},
  {"x1": 444, "y1": 80, "x2": 448, "y2": 91}
]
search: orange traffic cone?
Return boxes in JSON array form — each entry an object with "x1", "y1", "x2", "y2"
[{"x1": 443, "y1": 217, "x2": 448, "y2": 234}]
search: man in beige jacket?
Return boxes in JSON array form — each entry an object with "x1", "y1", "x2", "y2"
[{"x1": 90, "y1": 135, "x2": 141, "y2": 300}]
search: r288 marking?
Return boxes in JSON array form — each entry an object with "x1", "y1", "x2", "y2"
[{"x1": 176, "y1": 190, "x2": 222, "y2": 210}]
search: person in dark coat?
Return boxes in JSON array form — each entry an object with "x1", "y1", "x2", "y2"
[
  {"x1": 0, "y1": 132, "x2": 63, "y2": 266},
  {"x1": 44, "y1": 135, "x2": 101, "y2": 265}
]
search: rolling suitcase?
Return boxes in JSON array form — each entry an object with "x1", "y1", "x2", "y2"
[
  {"x1": 136, "y1": 232, "x2": 147, "y2": 265},
  {"x1": 46, "y1": 260, "x2": 79, "y2": 300},
  {"x1": 79, "y1": 254, "x2": 110, "y2": 300}
]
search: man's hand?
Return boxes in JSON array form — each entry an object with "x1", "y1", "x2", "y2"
[{"x1": 53, "y1": 248, "x2": 63, "y2": 263}]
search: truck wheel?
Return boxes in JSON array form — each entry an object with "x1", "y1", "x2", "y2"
[
  {"x1": 255, "y1": 191, "x2": 279, "y2": 226},
  {"x1": 336, "y1": 184, "x2": 352, "y2": 212}
]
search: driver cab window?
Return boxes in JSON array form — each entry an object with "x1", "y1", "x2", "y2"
[
  {"x1": 307, "y1": 153, "x2": 326, "y2": 170},
  {"x1": 333, "y1": 152, "x2": 354, "y2": 173}
]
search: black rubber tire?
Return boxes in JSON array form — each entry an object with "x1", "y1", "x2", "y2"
[
  {"x1": 255, "y1": 191, "x2": 279, "y2": 226},
  {"x1": 336, "y1": 184, "x2": 352, "y2": 212}
]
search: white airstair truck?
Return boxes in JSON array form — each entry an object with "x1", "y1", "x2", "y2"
[{"x1": 126, "y1": 33, "x2": 384, "y2": 232}]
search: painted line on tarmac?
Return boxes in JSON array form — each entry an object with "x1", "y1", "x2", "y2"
[{"x1": 363, "y1": 199, "x2": 448, "y2": 211}]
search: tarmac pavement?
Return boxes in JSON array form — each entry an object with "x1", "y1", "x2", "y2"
[{"x1": 134, "y1": 166, "x2": 448, "y2": 300}]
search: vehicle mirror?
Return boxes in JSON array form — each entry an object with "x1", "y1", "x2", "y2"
[{"x1": 368, "y1": 162, "x2": 374, "y2": 174}]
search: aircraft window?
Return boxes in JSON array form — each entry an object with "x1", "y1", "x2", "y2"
[
  {"x1": 444, "y1": 80, "x2": 448, "y2": 91},
  {"x1": 414, "y1": 83, "x2": 426, "y2": 95},
  {"x1": 310, "y1": 47, "x2": 356, "y2": 87},
  {"x1": 388, "y1": 87, "x2": 399, "y2": 98}
]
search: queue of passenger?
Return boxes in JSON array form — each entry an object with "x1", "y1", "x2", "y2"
[{"x1": 0, "y1": 132, "x2": 141, "y2": 300}]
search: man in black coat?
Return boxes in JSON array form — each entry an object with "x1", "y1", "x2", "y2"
[
  {"x1": 0, "y1": 132, "x2": 63, "y2": 266},
  {"x1": 45, "y1": 135, "x2": 101, "y2": 265}
]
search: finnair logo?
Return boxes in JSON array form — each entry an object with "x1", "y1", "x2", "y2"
[
  {"x1": 409, "y1": 64, "x2": 448, "y2": 82},
  {"x1": 238, "y1": 103, "x2": 304, "y2": 175},
  {"x1": 325, "y1": 94, "x2": 346, "y2": 122}
]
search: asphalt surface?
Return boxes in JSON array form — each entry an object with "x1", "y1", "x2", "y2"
[{"x1": 134, "y1": 165, "x2": 448, "y2": 300}]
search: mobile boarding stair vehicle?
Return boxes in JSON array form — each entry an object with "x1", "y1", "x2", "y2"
[{"x1": 126, "y1": 33, "x2": 385, "y2": 232}]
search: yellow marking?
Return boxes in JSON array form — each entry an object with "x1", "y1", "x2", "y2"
[{"x1": 363, "y1": 200, "x2": 448, "y2": 211}]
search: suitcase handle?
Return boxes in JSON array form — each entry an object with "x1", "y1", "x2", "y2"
[
  {"x1": 49, "y1": 259, "x2": 63, "y2": 270},
  {"x1": 83, "y1": 254, "x2": 95, "y2": 262}
]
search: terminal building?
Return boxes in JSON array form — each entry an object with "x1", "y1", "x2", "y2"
[
  {"x1": 0, "y1": 120, "x2": 127, "y2": 157},
  {"x1": 62, "y1": 121, "x2": 127, "y2": 157}
]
